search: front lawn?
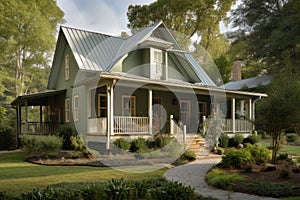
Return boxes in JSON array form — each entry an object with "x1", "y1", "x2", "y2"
[
  {"x1": 0, "y1": 151, "x2": 167, "y2": 197},
  {"x1": 260, "y1": 141, "x2": 300, "y2": 156}
]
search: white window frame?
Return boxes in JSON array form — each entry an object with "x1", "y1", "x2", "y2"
[
  {"x1": 122, "y1": 95, "x2": 136, "y2": 116},
  {"x1": 65, "y1": 54, "x2": 70, "y2": 80},
  {"x1": 97, "y1": 94, "x2": 107, "y2": 117},
  {"x1": 179, "y1": 100, "x2": 191, "y2": 125},
  {"x1": 73, "y1": 95, "x2": 79, "y2": 121},
  {"x1": 150, "y1": 48, "x2": 165, "y2": 79},
  {"x1": 65, "y1": 98, "x2": 70, "y2": 122}
]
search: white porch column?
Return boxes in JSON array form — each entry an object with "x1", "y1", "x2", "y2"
[
  {"x1": 232, "y1": 98, "x2": 236, "y2": 134},
  {"x1": 249, "y1": 99, "x2": 252, "y2": 120},
  {"x1": 148, "y1": 88, "x2": 153, "y2": 134},
  {"x1": 110, "y1": 83, "x2": 114, "y2": 136},
  {"x1": 106, "y1": 86, "x2": 111, "y2": 149},
  {"x1": 25, "y1": 100, "x2": 29, "y2": 133}
]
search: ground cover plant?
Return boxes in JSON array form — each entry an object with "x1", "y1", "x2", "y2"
[{"x1": 0, "y1": 151, "x2": 167, "y2": 197}]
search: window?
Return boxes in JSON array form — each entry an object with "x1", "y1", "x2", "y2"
[
  {"x1": 180, "y1": 100, "x2": 190, "y2": 125},
  {"x1": 65, "y1": 98, "x2": 70, "y2": 122},
  {"x1": 65, "y1": 54, "x2": 69, "y2": 80},
  {"x1": 73, "y1": 95, "x2": 79, "y2": 121},
  {"x1": 122, "y1": 96, "x2": 136, "y2": 116},
  {"x1": 151, "y1": 49, "x2": 164, "y2": 79},
  {"x1": 198, "y1": 102, "x2": 207, "y2": 121},
  {"x1": 97, "y1": 94, "x2": 107, "y2": 117}
]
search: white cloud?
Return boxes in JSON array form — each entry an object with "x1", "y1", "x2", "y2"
[{"x1": 57, "y1": 0, "x2": 155, "y2": 36}]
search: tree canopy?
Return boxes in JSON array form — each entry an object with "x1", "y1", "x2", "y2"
[{"x1": 0, "y1": 0, "x2": 64, "y2": 100}]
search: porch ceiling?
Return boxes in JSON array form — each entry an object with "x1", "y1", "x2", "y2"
[{"x1": 11, "y1": 89, "x2": 66, "y2": 107}]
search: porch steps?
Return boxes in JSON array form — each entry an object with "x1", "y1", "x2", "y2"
[
  {"x1": 88, "y1": 142, "x2": 108, "y2": 154},
  {"x1": 186, "y1": 136, "x2": 206, "y2": 155}
]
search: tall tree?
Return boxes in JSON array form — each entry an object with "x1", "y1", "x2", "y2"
[
  {"x1": 230, "y1": 0, "x2": 300, "y2": 75},
  {"x1": 0, "y1": 0, "x2": 64, "y2": 98}
]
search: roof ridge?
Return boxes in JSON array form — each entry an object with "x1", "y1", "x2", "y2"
[{"x1": 59, "y1": 25, "x2": 124, "y2": 40}]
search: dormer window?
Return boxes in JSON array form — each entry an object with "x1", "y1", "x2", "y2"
[
  {"x1": 65, "y1": 54, "x2": 69, "y2": 80},
  {"x1": 150, "y1": 48, "x2": 166, "y2": 80}
]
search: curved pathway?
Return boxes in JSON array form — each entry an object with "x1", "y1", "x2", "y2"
[{"x1": 164, "y1": 158, "x2": 277, "y2": 200}]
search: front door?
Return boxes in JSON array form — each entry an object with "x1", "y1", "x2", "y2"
[{"x1": 152, "y1": 99, "x2": 161, "y2": 132}]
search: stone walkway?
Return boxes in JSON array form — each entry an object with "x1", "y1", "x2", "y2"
[{"x1": 164, "y1": 158, "x2": 278, "y2": 200}]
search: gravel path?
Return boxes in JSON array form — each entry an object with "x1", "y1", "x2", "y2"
[{"x1": 164, "y1": 158, "x2": 278, "y2": 200}]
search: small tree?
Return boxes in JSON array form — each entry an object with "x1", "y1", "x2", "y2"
[{"x1": 256, "y1": 72, "x2": 300, "y2": 164}]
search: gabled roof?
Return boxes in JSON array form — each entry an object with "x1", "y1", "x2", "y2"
[
  {"x1": 48, "y1": 20, "x2": 217, "y2": 89},
  {"x1": 222, "y1": 75, "x2": 274, "y2": 90}
]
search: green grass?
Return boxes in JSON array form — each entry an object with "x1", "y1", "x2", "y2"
[
  {"x1": 0, "y1": 152, "x2": 167, "y2": 197},
  {"x1": 260, "y1": 141, "x2": 300, "y2": 156}
]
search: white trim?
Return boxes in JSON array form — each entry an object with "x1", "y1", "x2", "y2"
[
  {"x1": 122, "y1": 95, "x2": 136, "y2": 116},
  {"x1": 97, "y1": 94, "x2": 107, "y2": 117},
  {"x1": 65, "y1": 54, "x2": 70, "y2": 81},
  {"x1": 65, "y1": 98, "x2": 70, "y2": 122},
  {"x1": 73, "y1": 95, "x2": 79, "y2": 121}
]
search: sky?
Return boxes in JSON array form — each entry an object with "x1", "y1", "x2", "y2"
[{"x1": 57, "y1": 0, "x2": 155, "y2": 36}]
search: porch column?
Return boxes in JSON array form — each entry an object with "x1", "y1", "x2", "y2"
[
  {"x1": 25, "y1": 100, "x2": 29, "y2": 133},
  {"x1": 148, "y1": 88, "x2": 153, "y2": 134},
  {"x1": 251, "y1": 99, "x2": 256, "y2": 132},
  {"x1": 40, "y1": 105, "x2": 43, "y2": 123},
  {"x1": 106, "y1": 86, "x2": 111, "y2": 149},
  {"x1": 110, "y1": 83, "x2": 114, "y2": 136},
  {"x1": 249, "y1": 99, "x2": 252, "y2": 120},
  {"x1": 232, "y1": 98, "x2": 236, "y2": 134}
]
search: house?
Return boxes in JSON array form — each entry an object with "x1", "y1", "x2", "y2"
[{"x1": 11, "y1": 21, "x2": 267, "y2": 151}]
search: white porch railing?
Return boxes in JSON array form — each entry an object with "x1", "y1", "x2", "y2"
[
  {"x1": 114, "y1": 116, "x2": 150, "y2": 134},
  {"x1": 88, "y1": 118, "x2": 107, "y2": 135},
  {"x1": 170, "y1": 115, "x2": 186, "y2": 145},
  {"x1": 219, "y1": 119, "x2": 252, "y2": 133}
]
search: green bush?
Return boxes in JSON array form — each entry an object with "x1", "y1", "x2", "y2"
[
  {"x1": 292, "y1": 166, "x2": 300, "y2": 173},
  {"x1": 243, "y1": 134, "x2": 260, "y2": 144},
  {"x1": 21, "y1": 135, "x2": 62, "y2": 158},
  {"x1": 113, "y1": 138, "x2": 131, "y2": 151},
  {"x1": 0, "y1": 126, "x2": 15, "y2": 150},
  {"x1": 105, "y1": 178, "x2": 131, "y2": 200},
  {"x1": 245, "y1": 144, "x2": 271, "y2": 165},
  {"x1": 56, "y1": 125, "x2": 77, "y2": 150},
  {"x1": 233, "y1": 134, "x2": 244, "y2": 146},
  {"x1": 206, "y1": 169, "x2": 245, "y2": 190},
  {"x1": 285, "y1": 133, "x2": 299, "y2": 142},
  {"x1": 249, "y1": 182, "x2": 294, "y2": 197},
  {"x1": 130, "y1": 137, "x2": 147, "y2": 153},
  {"x1": 219, "y1": 133, "x2": 229, "y2": 148},
  {"x1": 220, "y1": 148, "x2": 254, "y2": 169},
  {"x1": 279, "y1": 169, "x2": 290, "y2": 178},
  {"x1": 70, "y1": 136, "x2": 89, "y2": 157},
  {"x1": 154, "y1": 134, "x2": 173, "y2": 148},
  {"x1": 180, "y1": 149, "x2": 196, "y2": 161}
]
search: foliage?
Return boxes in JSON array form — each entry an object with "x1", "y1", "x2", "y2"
[
  {"x1": 18, "y1": 178, "x2": 195, "y2": 200},
  {"x1": 249, "y1": 181, "x2": 294, "y2": 197},
  {"x1": 220, "y1": 148, "x2": 254, "y2": 169},
  {"x1": 56, "y1": 125, "x2": 77, "y2": 150},
  {"x1": 214, "y1": 146, "x2": 224, "y2": 155},
  {"x1": 0, "y1": 0, "x2": 64, "y2": 97},
  {"x1": 113, "y1": 138, "x2": 131, "y2": 151},
  {"x1": 154, "y1": 134, "x2": 173, "y2": 148},
  {"x1": 130, "y1": 137, "x2": 147, "y2": 153},
  {"x1": 285, "y1": 133, "x2": 299, "y2": 143},
  {"x1": 233, "y1": 134, "x2": 244, "y2": 147},
  {"x1": 279, "y1": 169, "x2": 290, "y2": 179},
  {"x1": 0, "y1": 125, "x2": 15, "y2": 151},
  {"x1": 245, "y1": 144, "x2": 271, "y2": 165},
  {"x1": 256, "y1": 72, "x2": 300, "y2": 164},
  {"x1": 243, "y1": 134, "x2": 260, "y2": 145},
  {"x1": 206, "y1": 168, "x2": 245, "y2": 190},
  {"x1": 219, "y1": 133, "x2": 229, "y2": 148},
  {"x1": 70, "y1": 136, "x2": 89, "y2": 157},
  {"x1": 213, "y1": 54, "x2": 232, "y2": 84},
  {"x1": 21, "y1": 135, "x2": 62, "y2": 158},
  {"x1": 180, "y1": 149, "x2": 196, "y2": 161}
]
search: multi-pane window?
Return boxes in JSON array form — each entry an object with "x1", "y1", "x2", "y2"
[
  {"x1": 73, "y1": 95, "x2": 79, "y2": 121},
  {"x1": 180, "y1": 100, "x2": 190, "y2": 125},
  {"x1": 151, "y1": 49, "x2": 164, "y2": 79},
  {"x1": 65, "y1": 98, "x2": 70, "y2": 122},
  {"x1": 97, "y1": 94, "x2": 107, "y2": 117},
  {"x1": 122, "y1": 96, "x2": 136, "y2": 116},
  {"x1": 65, "y1": 54, "x2": 70, "y2": 80}
]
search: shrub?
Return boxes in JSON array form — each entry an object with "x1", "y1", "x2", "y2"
[
  {"x1": 0, "y1": 126, "x2": 16, "y2": 150},
  {"x1": 180, "y1": 149, "x2": 196, "y2": 161},
  {"x1": 249, "y1": 182, "x2": 294, "y2": 197},
  {"x1": 206, "y1": 169, "x2": 245, "y2": 190},
  {"x1": 243, "y1": 134, "x2": 260, "y2": 145},
  {"x1": 113, "y1": 138, "x2": 131, "y2": 151},
  {"x1": 105, "y1": 178, "x2": 132, "y2": 200},
  {"x1": 56, "y1": 125, "x2": 77, "y2": 150},
  {"x1": 130, "y1": 137, "x2": 147, "y2": 153},
  {"x1": 214, "y1": 146, "x2": 224, "y2": 155},
  {"x1": 245, "y1": 144, "x2": 271, "y2": 165},
  {"x1": 70, "y1": 136, "x2": 89, "y2": 157},
  {"x1": 154, "y1": 134, "x2": 173, "y2": 148},
  {"x1": 228, "y1": 138, "x2": 235, "y2": 147},
  {"x1": 279, "y1": 169, "x2": 290, "y2": 178},
  {"x1": 285, "y1": 133, "x2": 299, "y2": 142},
  {"x1": 21, "y1": 135, "x2": 62, "y2": 158},
  {"x1": 220, "y1": 148, "x2": 254, "y2": 169},
  {"x1": 292, "y1": 166, "x2": 300, "y2": 173},
  {"x1": 233, "y1": 134, "x2": 244, "y2": 147},
  {"x1": 219, "y1": 133, "x2": 229, "y2": 148}
]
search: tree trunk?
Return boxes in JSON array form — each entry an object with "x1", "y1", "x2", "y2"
[{"x1": 271, "y1": 130, "x2": 281, "y2": 164}]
